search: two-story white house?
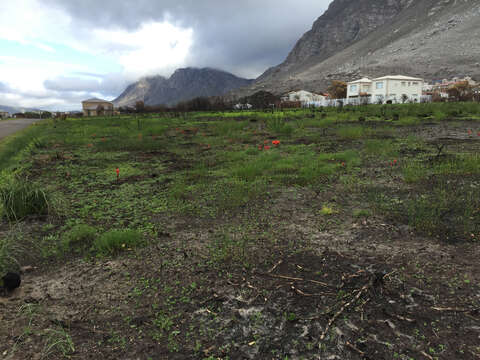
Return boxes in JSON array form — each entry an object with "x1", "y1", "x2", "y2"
[{"x1": 347, "y1": 75, "x2": 424, "y2": 104}]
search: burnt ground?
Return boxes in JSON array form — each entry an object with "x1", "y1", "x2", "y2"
[
  {"x1": 1, "y1": 117, "x2": 480, "y2": 359},
  {"x1": 1, "y1": 215, "x2": 479, "y2": 360}
]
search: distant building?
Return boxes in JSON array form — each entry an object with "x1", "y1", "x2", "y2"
[
  {"x1": 233, "y1": 103, "x2": 253, "y2": 110},
  {"x1": 347, "y1": 75, "x2": 424, "y2": 104},
  {"x1": 0, "y1": 111, "x2": 9, "y2": 119},
  {"x1": 82, "y1": 98, "x2": 114, "y2": 117},
  {"x1": 281, "y1": 90, "x2": 326, "y2": 103},
  {"x1": 429, "y1": 76, "x2": 477, "y2": 92}
]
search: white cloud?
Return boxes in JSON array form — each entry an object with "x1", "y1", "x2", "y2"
[
  {"x1": 0, "y1": 0, "x2": 333, "y2": 110},
  {"x1": 93, "y1": 22, "x2": 193, "y2": 79}
]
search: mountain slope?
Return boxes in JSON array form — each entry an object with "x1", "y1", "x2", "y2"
[
  {"x1": 114, "y1": 68, "x2": 253, "y2": 107},
  {"x1": 0, "y1": 105, "x2": 40, "y2": 114},
  {"x1": 242, "y1": 0, "x2": 480, "y2": 96}
]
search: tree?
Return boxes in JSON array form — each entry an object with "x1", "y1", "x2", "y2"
[
  {"x1": 447, "y1": 82, "x2": 473, "y2": 102},
  {"x1": 135, "y1": 101, "x2": 145, "y2": 113},
  {"x1": 242, "y1": 91, "x2": 279, "y2": 109},
  {"x1": 327, "y1": 81, "x2": 347, "y2": 99}
]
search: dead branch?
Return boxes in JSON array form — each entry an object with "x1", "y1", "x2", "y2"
[
  {"x1": 432, "y1": 307, "x2": 478, "y2": 313},
  {"x1": 345, "y1": 341, "x2": 366, "y2": 358},
  {"x1": 420, "y1": 350, "x2": 434, "y2": 360},
  {"x1": 320, "y1": 282, "x2": 370, "y2": 341},
  {"x1": 268, "y1": 260, "x2": 283, "y2": 273}
]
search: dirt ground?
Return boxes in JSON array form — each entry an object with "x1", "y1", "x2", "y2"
[
  {"x1": 1, "y1": 210, "x2": 479, "y2": 360},
  {"x1": 1, "y1": 117, "x2": 479, "y2": 359}
]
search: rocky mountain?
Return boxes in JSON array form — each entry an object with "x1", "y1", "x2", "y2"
[
  {"x1": 114, "y1": 68, "x2": 253, "y2": 107},
  {"x1": 238, "y1": 0, "x2": 480, "y2": 96}
]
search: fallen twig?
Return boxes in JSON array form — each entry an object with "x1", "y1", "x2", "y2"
[
  {"x1": 432, "y1": 307, "x2": 478, "y2": 313},
  {"x1": 345, "y1": 341, "x2": 366, "y2": 358},
  {"x1": 320, "y1": 283, "x2": 370, "y2": 341},
  {"x1": 268, "y1": 260, "x2": 283, "y2": 273},
  {"x1": 420, "y1": 350, "x2": 434, "y2": 360}
]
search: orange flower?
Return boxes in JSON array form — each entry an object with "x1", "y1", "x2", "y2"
[{"x1": 87, "y1": 143, "x2": 93, "y2": 148}]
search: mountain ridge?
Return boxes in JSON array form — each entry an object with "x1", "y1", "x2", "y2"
[
  {"x1": 114, "y1": 67, "x2": 253, "y2": 107},
  {"x1": 237, "y1": 0, "x2": 480, "y2": 97}
]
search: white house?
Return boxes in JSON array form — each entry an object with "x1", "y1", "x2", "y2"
[
  {"x1": 0, "y1": 111, "x2": 9, "y2": 119},
  {"x1": 346, "y1": 78, "x2": 373, "y2": 99},
  {"x1": 234, "y1": 103, "x2": 252, "y2": 110},
  {"x1": 347, "y1": 75, "x2": 424, "y2": 104},
  {"x1": 281, "y1": 90, "x2": 325, "y2": 103}
]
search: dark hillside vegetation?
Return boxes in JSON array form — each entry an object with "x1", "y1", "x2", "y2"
[{"x1": 0, "y1": 102, "x2": 479, "y2": 359}]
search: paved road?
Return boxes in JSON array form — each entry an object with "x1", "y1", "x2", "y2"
[{"x1": 0, "y1": 118, "x2": 41, "y2": 141}]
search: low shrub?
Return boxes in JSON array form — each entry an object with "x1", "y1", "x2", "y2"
[{"x1": 94, "y1": 229, "x2": 143, "y2": 256}]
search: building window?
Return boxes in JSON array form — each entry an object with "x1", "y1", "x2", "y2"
[
  {"x1": 401, "y1": 82, "x2": 406, "y2": 86},
  {"x1": 376, "y1": 82, "x2": 384, "y2": 89},
  {"x1": 350, "y1": 85, "x2": 357, "y2": 92},
  {"x1": 413, "y1": 82, "x2": 418, "y2": 85}
]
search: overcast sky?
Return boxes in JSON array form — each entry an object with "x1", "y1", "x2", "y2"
[{"x1": 0, "y1": 0, "x2": 332, "y2": 110}]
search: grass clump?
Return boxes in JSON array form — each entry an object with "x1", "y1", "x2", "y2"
[
  {"x1": 62, "y1": 224, "x2": 97, "y2": 252},
  {"x1": 319, "y1": 205, "x2": 335, "y2": 216},
  {"x1": 0, "y1": 180, "x2": 50, "y2": 221},
  {"x1": 94, "y1": 229, "x2": 143, "y2": 256}
]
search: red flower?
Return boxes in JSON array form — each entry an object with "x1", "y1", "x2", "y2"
[
  {"x1": 477, "y1": 131, "x2": 480, "y2": 137},
  {"x1": 116, "y1": 168, "x2": 120, "y2": 179},
  {"x1": 264, "y1": 145, "x2": 271, "y2": 150},
  {"x1": 272, "y1": 140, "x2": 280, "y2": 146},
  {"x1": 341, "y1": 162, "x2": 345, "y2": 167},
  {"x1": 264, "y1": 140, "x2": 269, "y2": 144},
  {"x1": 468, "y1": 130, "x2": 473, "y2": 135},
  {"x1": 393, "y1": 159, "x2": 398, "y2": 165},
  {"x1": 258, "y1": 146, "x2": 263, "y2": 150}
]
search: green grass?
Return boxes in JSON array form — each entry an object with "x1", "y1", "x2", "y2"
[
  {"x1": 0, "y1": 180, "x2": 50, "y2": 221},
  {"x1": 94, "y1": 229, "x2": 143, "y2": 256},
  {"x1": 62, "y1": 224, "x2": 97, "y2": 252},
  {"x1": 337, "y1": 126, "x2": 372, "y2": 139}
]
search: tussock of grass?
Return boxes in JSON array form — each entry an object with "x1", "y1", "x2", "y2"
[
  {"x1": 0, "y1": 180, "x2": 50, "y2": 221},
  {"x1": 94, "y1": 229, "x2": 143, "y2": 256},
  {"x1": 62, "y1": 224, "x2": 97, "y2": 252}
]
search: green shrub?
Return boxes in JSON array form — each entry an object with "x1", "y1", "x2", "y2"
[
  {"x1": 62, "y1": 224, "x2": 97, "y2": 252},
  {"x1": 94, "y1": 229, "x2": 143, "y2": 256},
  {"x1": 0, "y1": 181, "x2": 50, "y2": 221}
]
